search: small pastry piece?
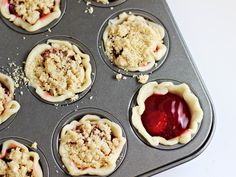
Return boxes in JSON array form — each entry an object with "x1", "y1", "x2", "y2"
[
  {"x1": 0, "y1": 72, "x2": 20, "y2": 124},
  {"x1": 59, "y1": 115, "x2": 126, "y2": 176},
  {"x1": 25, "y1": 39, "x2": 92, "y2": 103},
  {"x1": 132, "y1": 81, "x2": 203, "y2": 146},
  {"x1": 0, "y1": 0, "x2": 61, "y2": 32},
  {"x1": 103, "y1": 12, "x2": 167, "y2": 72},
  {"x1": 0, "y1": 140, "x2": 43, "y2": 177},
  {"x1": 96, "y1": 0, "x2": 109, "y2": 4}
]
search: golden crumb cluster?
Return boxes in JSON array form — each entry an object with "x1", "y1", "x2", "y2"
[{"x1": 9, "y1": 0, "x2": 55, "y2": 24}]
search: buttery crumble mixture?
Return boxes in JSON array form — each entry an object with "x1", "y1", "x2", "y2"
[
  {"x1": 9, "y1": 0, "x2": 55, "y2": 24},
  {"x1": 61, "y1": 120, "x2": 121, "y2": 169},
  {"x1": 0, "y1": 147, "x2": 36, "y2": 176},
  {"x1": 32, "y1": 42, "x2": 88, "y2": 97},
  {"x1": 103, "y1": 12, "x2": 166, "y2": 71}
]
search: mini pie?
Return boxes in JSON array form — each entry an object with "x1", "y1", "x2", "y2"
[
  {"x1": 0, "y1": 72, "x2": 20, "y2": 124},
  {"x1": 59, "y1": 115, "x2": 126, "y2": 176},
  {"x1": 0, "y1": 0, "x2": 61, "y2": 32},
  {"x1": 132, "y1": 81, "x2": 203, "y2": 146},
  {"x1": 25, "y1": 39, "x2": 92, "y2": 103},
  {"x1": 0, "y1": 139, "x2": 43, "y2": 177},
  {"x1": 103, "y1": 12, "x2": 167, "y2": 72}
]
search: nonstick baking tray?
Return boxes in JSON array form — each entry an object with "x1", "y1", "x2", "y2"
[{"x1": 0, "y1": 0, "x2": 215, "y2": 176}]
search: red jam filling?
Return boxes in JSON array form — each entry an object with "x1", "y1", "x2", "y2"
[{"x1": 141, "y1": 93, "x2": 191, "y2": 140}]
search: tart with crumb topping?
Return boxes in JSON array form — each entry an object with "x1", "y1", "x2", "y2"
[
  {"x1": 0, "y1": 0, "x2": 61, "y2": 32},
  {"x1": 0, "y1": 139, "x2": 43, "y2": 177},
  {"x1": 103, "y1": 12, "x2": 167, "y2": 72},
  {"x1": 25, "y1": 39, "x2": 92, "y2": 103},
  {"x1": 59, "y1": 114, "x2": 126, "y2": 176},
  {"x1": 0, "y1": 72, "x2": 20, "y2": 124},
  {"x1": 132, "y1": 81, "x2": 203, "y2": 146}
]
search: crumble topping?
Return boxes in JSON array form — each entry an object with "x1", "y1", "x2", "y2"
[
  {"x1": 103, "y1": 12, "x2": 167, "y2": 72},
  {"x1": 9, "y1": 0, "x2": 55, "y2": 25},
  {"x1": 0, "y1": 140, "x2": 42, "y2": 177},
  {"x1": 59, "y1": 115, "x2": 126, "y2": 176},
  {"x1": 25, "y1": 40, "x2": 92, "y2": 102}
]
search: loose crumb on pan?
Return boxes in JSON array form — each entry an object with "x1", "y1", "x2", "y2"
[
  {"x1": 115, "y1": 73, "x2": 123, "y2": 81},
  {"x1": 31, "y1": 142, "x2": 38, "y2": 149},
  {"x1": 137, "y1": 74, "x2": 149, "y2": 84},
  {"x1": 89, "y1": 96, "x2": 93, "y2": 100},
  {"x1": 70, "y1": 95, "x2": 79, "y2": 102}
]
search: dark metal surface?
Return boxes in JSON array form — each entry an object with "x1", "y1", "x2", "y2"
[{"x1": 0, "y1": 0, "x2": 215, "y2": 176}]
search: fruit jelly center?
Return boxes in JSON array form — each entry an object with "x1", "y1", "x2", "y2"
[{"x1": 141, "y1": 93, "x2": 191, "y2": 140}]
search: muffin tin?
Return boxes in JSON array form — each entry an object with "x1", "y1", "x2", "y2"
[{"x1": 0, "y1": 0, "x2": 215, "y2": 176}]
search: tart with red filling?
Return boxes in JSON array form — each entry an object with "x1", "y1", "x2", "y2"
[
  {"x1": 0, "y1": 140, "x2": 43, "y2": 177},
  {"x1": 59, "y1": 115, "x2": 126, "y2": 176},
  {"x1": 0, "y1": 72, "x2": 20, "y2": 124},
  {"x1": 25, "y1": 39, "x2": 92, "y2": 103},
  {"x1": 132, "y1": 81, "x2": 203, "y2": 146},
  {"x1": 103, "y1": 12, "x2": 167, "y2": 72},
  {"x1": 0, "y1": 0, "x2": 61, "y2": 32}
]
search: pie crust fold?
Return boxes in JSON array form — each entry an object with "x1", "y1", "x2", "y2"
[{"x1": 0, "y1": 72, "x2": 20, "y2": 124}]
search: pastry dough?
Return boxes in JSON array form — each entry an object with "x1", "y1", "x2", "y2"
[
  {"x1": 0, "y1": 72, "x2": 20, "y2": 124},
  {"x1": 25, "y1": 39, "x2": 92, "y2": 103},
  {"x1": 59, "y1": 115, "x2": 126, "y2": 176},
  {"x1": 103, "y1": 12, "x2": 167, "y2": 71},
  {"x1": 132, "y1": 81, "x2": 203, "y2": 146},
  {"x1": 0, "y1": 0, "x2": 61, "y2": 32},
  {"x1": 0, "y1": 140, "x2": 43, "y2": 177}
]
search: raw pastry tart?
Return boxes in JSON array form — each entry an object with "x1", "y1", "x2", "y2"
[
  {"x1": 0, "y1": 139, "x2": 43, "y2": 177},
  {"x1": 0, "y1": 72, "x2": 20, "y2": 124},
  {"x1": 132, "y1": 81, "x2": 203, "y2": 146},
  {"x1": 25, "y1": 39, "x2": 92, "y2": 103},
  {"x1": 59, "y1": 115, "x2": 126, "y2": 176},
  {"x1": 103, "y1": 12, "x2": 167, "y2": 72},
  {"x1": 0, "y1": 0, "x2": 61, "y2": 32}
]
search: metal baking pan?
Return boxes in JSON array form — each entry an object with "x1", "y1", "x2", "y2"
[{"x1": 0, "y1": 0, "x2": 215, "y2": 176}]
